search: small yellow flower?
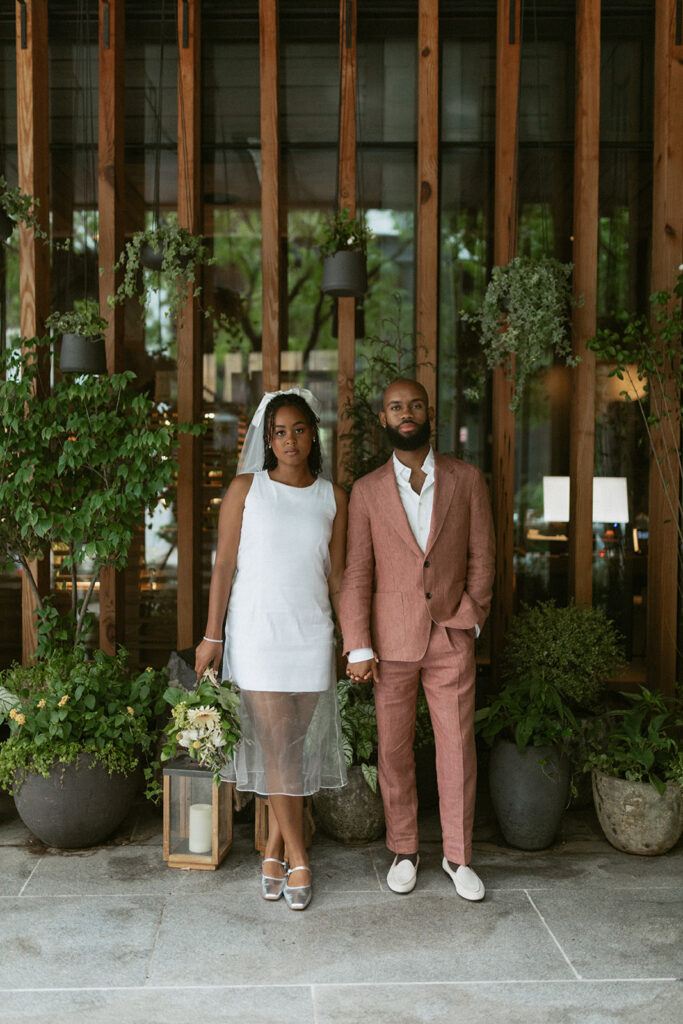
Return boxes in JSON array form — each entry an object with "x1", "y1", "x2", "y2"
[
  {"x1": 58, "y1": 695, "x2": 70, "y2": 707},
  {"x1": 15, "y1": 713, "x2": 26, "y2": 725},
  {"x1": 9, "y1": 708, "x2": 17, "y2": 720},
  {"x1": 126, "y1": 706, "x2": 135, "y2": 716},
  {"x1": 146, "y1": 667, "x2": 154, "y2": 673},
  {"x1": 37, "y1": 699, "x2": 46, "y2": 709},
  {"x1": 192, "y1": 740, "x2": 201, "y2": 750}
]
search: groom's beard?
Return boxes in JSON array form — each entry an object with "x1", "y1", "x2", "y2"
[{"x1": 384, "y1": 418, "x2": 431, "y2": 451}]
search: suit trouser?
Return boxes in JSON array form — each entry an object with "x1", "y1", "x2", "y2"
[{"x1": 374, "y1": 621, "x2": 477, "y2": 865}]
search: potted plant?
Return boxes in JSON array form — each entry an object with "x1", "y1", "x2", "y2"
[
  {"x1": 0, "y1": 648, "x2": 166, "y2": 848},
  {"x1": 320, "y1": 206, "x2": 369, "y2": 298},
  {"x1": 460, "y1": 255, "x2": 579, "y2": 412},
  {"x1": 45, "y1": 299, "x2": 109, "y2": 375},
  {"x1": 584, "y1": 686, "x2": 683, "y2": 856},
  {"x1": 0, "y1": 174, "x2": 47, "y2": 242},
  {"x1": 109, "y1": 220, "x2": 213, "y2": 322},
  {"x1": 312, "y1": 679, "x2": 385, "y2": 844}
]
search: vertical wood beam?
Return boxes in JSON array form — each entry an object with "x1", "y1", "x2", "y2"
[
  {"x1": 336, "y1": 0, "x2": 357, "y2": 485},
  {"x1": 259, "y1": 0, "x2": 281, "y2": 393},
  {"x1": 98, "y1": 0, "x2": 126, "y2": 653},
  {"x1": 491, "y1": 0, "x2": 521, "y2": 680},
  {"x1": 17, "y1": 0, "x2": 50, "y2": 663},
  {"x1": 648, "y1": 0, "x2": 683, "y2": 695},
  {"x1": 415, "y1": 0, "x2": 439, "y2": 410},
  {"x1": 176, "y1": 0, "x2": 203, "y2": 650},
  {"x1": 569, "y1": 0, "x2": 600, "y2": 608}
]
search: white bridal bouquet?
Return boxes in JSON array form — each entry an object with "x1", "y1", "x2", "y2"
[{"x1": 160, "y1": 668, "x2": 241, "y2": 781}]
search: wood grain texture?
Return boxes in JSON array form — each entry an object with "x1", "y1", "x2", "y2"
[
  {"x1": 176, "y1": 0, "x2": 203, "y2": 650},
  {"x1": 336, "y1": 0, "x2": 357, "y2": 485},
  {"x1": 17, "y1": 0, "x2": 51, "y2": 664},
  {"x1": 647, "y1": 0, "x2": 683, "y2": 695},
  {"x1": 415, "y1": 0, "x2": 438, "y2": 409},
  {"x1": 569, "y1": 0, "x2": 600, "y2": 608},
  {"x1": 98, "y1": 0, "x2": 126, "y2": 653},
  {"x1": 259, "y1": 0, "x2": 281, "y2": 393},
  {"x1": 491, "y1": 0, "x2": 521, "y2": 681}
]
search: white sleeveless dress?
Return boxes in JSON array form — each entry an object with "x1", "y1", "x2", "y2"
[{"x1": 221, "y1": 471, "x2": 347, "y2": 796}]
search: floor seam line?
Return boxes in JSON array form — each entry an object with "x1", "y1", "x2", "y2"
[
  {"x1": 17, "y1": 855, "x2": 44, "y2": 897},
  {"x1": 524, "y1": 889, "x2": 582, "y2": 981}
]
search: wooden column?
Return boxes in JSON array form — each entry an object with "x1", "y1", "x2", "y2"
[
  {"x1": 336, "y1": 0, "x2": 357, "y2": 486},
  {"x1": 98, "y1": 0, "x2": 126, "y2": 653},
  {"x1": 491, "y1": 0, "x2": 521, "y2": 680},
  {"x1": 259, "y1": 0, "x2": 281, "y2": 393},
  {"x1": 415, "y1": 0, "x2": 439, "y2": 409},
  {"x1": 17, "y1": 0, "x2": 50, "y2": 663},
  {"x1": 176, "y1": 0, "x2": 203, "y2": 651},
  {"x1": 647, "y1": 0, "x2": 683, "y2": 695},
  {"x1": 569, "y1": 0, "x2": 600, "y2": 608}
]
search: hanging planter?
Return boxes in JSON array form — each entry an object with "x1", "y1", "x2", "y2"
[
  {"x1": 45, "y1": 301, "x2": 109, "y2": 376},
  {"x1": 0, "y1": 174, "x2": 47, "y2": 244},
  {"x1": 320, "y1": 207, "x2": 369, "y2": 299},
  {"x1": 140, "y1": 242, "x2": 165, "y2": 271}
]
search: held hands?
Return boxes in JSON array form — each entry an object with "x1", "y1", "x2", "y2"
[
  {"x1": 194, "y1": 637, "x2": 223, "y2": 680},
  {"x1": 346, "y1": 654, "x2": 380, "y2": 684}
]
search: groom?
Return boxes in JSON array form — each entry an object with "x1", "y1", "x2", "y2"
[{"x1": 339, "y1": 378, "x2": 495, "y2": 900}]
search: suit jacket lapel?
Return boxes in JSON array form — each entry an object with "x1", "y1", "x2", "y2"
[
  {"x1": 375, "y1": 459, "x2": 424, "y2": 558},
  {"x1": 426, "y1": 454, "x2": 457, "y2": 554}
]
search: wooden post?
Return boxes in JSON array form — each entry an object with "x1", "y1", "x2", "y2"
[
  {"x1": 176, "y1": 0, "x2": 203, "y2": 651},
  {"x1": 98, "y1": 0, "x2": 126, "y2": 653},
  {"x1": 415, "y1": 0, "x2": 439, "y2": 410},
  {"x1": 336, "y1": 0, "x2": 357, "y2": 486},
  {"x1": 647, "y1": 0, "x2": 683, "y2": 695},
  {"x1": 569, "y1": 0, "x2": 600, "y2": 608},
  {"x1": 259, "y1": 0, "x2": 281, "y2": 394},
  {"x1": 491, "y1": 0, "x2": 521, "y2": 681},
  {"x1": 17, "y1": 0, "x2": 51, "y2": 664}
]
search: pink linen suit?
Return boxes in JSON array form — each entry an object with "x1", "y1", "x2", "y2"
[{"x1": 339, "y1": 453, "x2": 495, "y2": 864}]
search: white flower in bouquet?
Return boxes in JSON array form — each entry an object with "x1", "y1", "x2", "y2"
[{"x1": 187, "y1": 705, "x2": 222, "y2": 732}]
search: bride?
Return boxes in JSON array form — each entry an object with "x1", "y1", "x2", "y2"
[{"x1": 194, "y1": 388, "x2": 348, "y2": 910}]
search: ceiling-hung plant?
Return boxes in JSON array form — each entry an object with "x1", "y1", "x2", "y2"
[
  {"x1": 320, "y1": 206, "x2": 369, "y2": 298},
  {"x1": 45, "y1": 298, "x2": 108, "y2": 375},
  {"x1": 460, "y1": 255, "x2": 579, "y2": 412},
  {"x1": 0, "y1": 174, "x2": 47, "y2": 243}
]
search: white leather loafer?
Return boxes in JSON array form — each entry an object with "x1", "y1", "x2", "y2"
[
  {"x1": 442, "y1": 858, "x2": 485, "y2": 901},
  {"x1": 386, "y1": 854, "x2": 420, "y2": 894}
]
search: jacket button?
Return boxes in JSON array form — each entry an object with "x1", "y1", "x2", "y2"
[
  {"x1": 425, "y1": 592, "x2": 432, "y2": 599},
  {"x1": 424, "y1": 560, "x2": 430, "y2": 568}
]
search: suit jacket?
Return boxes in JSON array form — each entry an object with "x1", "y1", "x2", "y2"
[{"x1": 339, "y1": 453, "x2": 496, "y2": 662}]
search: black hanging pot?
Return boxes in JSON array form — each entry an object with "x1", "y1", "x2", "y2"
[
  {"x1": 59, "y1": 334, "x2": 108, "y2": 375},
  {"x1": 140, "y1": 243, "x2": 165, "y2": 271},
  {"x1": 321, "y1": 250, "x2": 367, "y2": 298}
]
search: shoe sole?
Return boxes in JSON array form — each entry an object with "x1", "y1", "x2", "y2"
[{"x1": 387, "y1": 877, "x2": 417, "y2": 894}]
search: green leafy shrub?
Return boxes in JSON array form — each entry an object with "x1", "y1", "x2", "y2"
[
  {"x1": 0, "y1": 648, "x2": 167, "y2": 792},
  {"x1": 475, "y1": 674, "x2": 578, "y2": 752},
  {"x1": 337, "y1": 678, "x2": 379, "y2": 792},
  {"x1": 502, "y1": 600, "x2": 625, "y2": 714}
]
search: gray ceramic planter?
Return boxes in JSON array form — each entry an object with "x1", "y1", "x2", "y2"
[
  {"x1": 592, "y1": 769, "x2": 683, "y2": 855},
  {"x1": 489, "y1": 739, "x2": 570, "y2": 850},
  {"x1": 13, "y1": 753, "x2": 140, "y2": 849},
  {"x1": 321, "y1": 251, "x2": 367, "y2": 298},
  {"x1": 313, "y1": 764, "x2": 385, "y2": 844}
]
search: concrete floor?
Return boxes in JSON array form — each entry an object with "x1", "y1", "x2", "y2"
[{"x1": 1, "y1": 786, "x2": 681, "y2": 1024}]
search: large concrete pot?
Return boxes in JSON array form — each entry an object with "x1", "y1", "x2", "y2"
[
  {"x1": 313, "y1": 765, "x2": 385, "y2": 844},
  {"x1": 14, "y1": 753, "x2": 140, "y2": 849},
  {"x1": 592, "y1": 769, "x2": 682, "y2": 856},
  {"x1": 489, "y1": 739, "x2": 570, "y2": 850}
]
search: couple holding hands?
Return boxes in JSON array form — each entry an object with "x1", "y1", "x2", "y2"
[{"x1": 194, "y1": 379, "x2": 495, "y2": 911}]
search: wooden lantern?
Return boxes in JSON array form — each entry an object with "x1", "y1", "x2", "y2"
[{"x1": 163, "y1": 758, "x2": 233, "y2": 870}]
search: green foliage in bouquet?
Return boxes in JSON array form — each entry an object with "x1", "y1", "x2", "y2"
[{"x1": 160, "y1": 669, "x2": 241, "y2": 783}]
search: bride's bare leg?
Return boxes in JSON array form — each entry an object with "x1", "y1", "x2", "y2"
[
  {"x1": 264, "y1": 803, "x2": 286, "y2": 877},
  {"x1": 267, "y1": 794, "x2": 308, "y2": 885}
]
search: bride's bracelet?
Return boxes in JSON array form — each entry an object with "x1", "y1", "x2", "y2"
[{"x1": 202, "y1": 635, "x2": 223, "y2": 644}]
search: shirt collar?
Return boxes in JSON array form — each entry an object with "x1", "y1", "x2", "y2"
[{"x1": 392, "y1": 447, "x2": 435, "y2": 482}]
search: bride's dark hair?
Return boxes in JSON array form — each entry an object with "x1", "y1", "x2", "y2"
[{"x1": 262, "y1": 393, "x2": 323, "y2": 477}]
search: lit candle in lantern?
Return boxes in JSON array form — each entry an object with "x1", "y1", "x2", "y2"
[{"x1": 188, "y1": 803, "x2": 213, "y2": 853}]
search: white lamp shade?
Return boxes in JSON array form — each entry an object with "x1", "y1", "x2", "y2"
[{"x1": 542, "y1": 476, "x2": 629, "y2": 523}]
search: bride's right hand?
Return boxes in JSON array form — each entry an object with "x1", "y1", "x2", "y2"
[{"x1": 194, "y1": 638, "x2": 223, "y2": 679}]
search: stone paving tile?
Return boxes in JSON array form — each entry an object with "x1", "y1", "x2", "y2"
[
  {"x1": 312, "y1": 980, "x2": 683, "y2": 1024},
  {"x1": 0, "y1": 847, "x2": 42, "y2": 896},
  {"x1": 530, "y1": 888, "x2": 683, "y2": 980},
  {"x1": 18, "y1": 845, "x2": 189, "y2": 897},
  {"x1": 147, "y1": 888, "x2": 574, "y2": 987},
  {"x1": 0, "y1": 896, "x2": 163, "y2": 989},
  {"x1": 1, "y1": 986, "x2": 315, "y2": 1024}
]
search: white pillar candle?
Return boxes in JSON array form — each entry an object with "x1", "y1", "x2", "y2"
[{"x1": 188, "y1": 802, "x2": 213, "y2": 853}]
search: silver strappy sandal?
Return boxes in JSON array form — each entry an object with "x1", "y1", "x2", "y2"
[
  {"x1": 261, "y1": 858, "x2": 288, "y2": 901},
  {"x1": 283, "y1": 864, "x2": 312, "y2": 911}
]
